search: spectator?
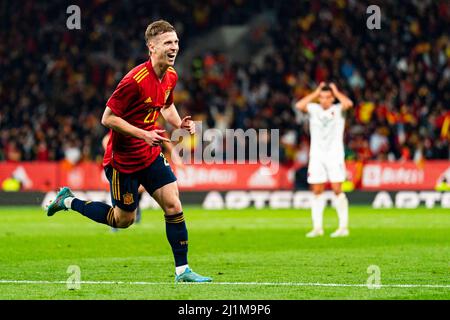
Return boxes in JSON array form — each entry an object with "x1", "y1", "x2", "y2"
[{"x1": 0, "y1": 0, "x2": 448, "y2": 164}]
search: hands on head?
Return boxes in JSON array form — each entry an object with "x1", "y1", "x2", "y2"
[
  {"x1": 316, "y1": 82, "x2": 339, "y2": 96},
  {"x1": 329, "y1": 82, "x2": 339, "y2": 94}
]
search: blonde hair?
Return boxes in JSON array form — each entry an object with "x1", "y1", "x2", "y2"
[{"x1": 145, "y1": 20, "x2": 176, "y2": 44}]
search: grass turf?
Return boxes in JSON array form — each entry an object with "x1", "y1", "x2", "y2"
[{"x1": 0, "y1": 205, "x2": 449, "y2": 299}]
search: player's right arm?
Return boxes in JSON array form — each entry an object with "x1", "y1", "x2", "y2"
[
  {"x1": 102, "y1": 107, "x2": 169, "y2": 146},
  {"x1": 295, "y1": 82, "x2": 325, "y2": 112},
  {"x1": 102, "y1": 77, "x2": 169, "y2": 146}
]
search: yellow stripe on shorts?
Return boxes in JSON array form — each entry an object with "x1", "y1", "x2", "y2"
[{"x1": 112, "y1": 169, "x2": 120, "y2": 200}]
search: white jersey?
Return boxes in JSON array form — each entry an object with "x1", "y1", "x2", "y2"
[{"x1": 307, "y1": 102, "x2": 345, "y2": 161}]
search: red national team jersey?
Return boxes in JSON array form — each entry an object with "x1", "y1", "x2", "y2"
[{"x1": 103, "y1": 60, "x2": 177, "y2": 173}]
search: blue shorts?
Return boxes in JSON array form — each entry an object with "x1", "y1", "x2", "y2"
[{"x1": 104, "y1": 152, "x2": 177, "y2": 212}]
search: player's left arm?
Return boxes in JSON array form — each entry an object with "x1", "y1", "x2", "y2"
[
  {"x1": 330, "y1": 83, "x2": 353, "y2": 111},
  {"x1": 160, "y1": 103, "x2": 195, "y2": 134}
]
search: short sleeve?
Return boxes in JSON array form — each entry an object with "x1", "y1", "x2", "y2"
[
  {"x1": 333, "y1": 103, "x2": 344, "y2": 116},
  {"x1": 306, "y1": 102, "x2": 319, "y2": 114},
  {"x1": 333, "y1": 103, "x2": 343, "y2": 111},
  {"x1": 106, "y1": 77, "x2": 139, "y2": 117},
  {"x1": 165, "y1": 88, "x2": 175, "y2": 106},
  {"x1": 166, "y1": 72, "x2": 178, "y2": 106}
]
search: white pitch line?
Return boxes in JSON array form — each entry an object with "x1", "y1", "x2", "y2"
[{"x1": 0, "y1": 280, "x2": 450, "y2": 289}]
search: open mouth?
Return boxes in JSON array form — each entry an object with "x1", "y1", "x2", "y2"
[{"x1": 167, "y1": 53, "x2": 176, "y2": 59}]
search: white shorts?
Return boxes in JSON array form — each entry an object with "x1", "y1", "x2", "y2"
[{"x1": 307, "y1": 158, "x2": 346, "y2": 184}]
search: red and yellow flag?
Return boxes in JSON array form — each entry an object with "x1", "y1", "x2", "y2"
[{"x1": 441, "y1": 114, "x2": 450, "y2": 140}]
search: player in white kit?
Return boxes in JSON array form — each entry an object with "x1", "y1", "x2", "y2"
[{"x1": 295, "y1": 82, "x2": 353, "y2": 237}]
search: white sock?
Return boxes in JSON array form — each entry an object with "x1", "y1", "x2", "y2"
[
  {"x1": 63, "y1": 197, "x2": 74, "y2": 209},
  {"x1": 335, "y1": 193, "x2": 349, "y2": 229},
  {"x1": 175, "y1": 264, "x2": 189, "y2": 275},
  {"x1": 311, "y1": 194, "x2": 325, "y2": 230}
]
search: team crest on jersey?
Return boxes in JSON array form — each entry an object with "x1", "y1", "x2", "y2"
[
  {"x1": 164, "y1": 88, "x2": 171, "y2": 103},
  {"x1": 123, "y1": 192, "x2": 134, "y2": 205}
]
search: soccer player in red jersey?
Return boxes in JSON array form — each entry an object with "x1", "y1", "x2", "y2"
[{"x1": 46, "y1": 20, "x2": 211, "y2": 282}]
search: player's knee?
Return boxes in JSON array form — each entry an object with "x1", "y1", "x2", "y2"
[
  {"x1": 332, "y1": 187, "x2": 342, "y2": 195},
  {"x1": 312, "y1": 188, "x2": 323, "y2": 195},
  {"x1": 163, "y1": 199, "x2": 182, "y2": 215},
  {"x1": 115, "y1": 216, "x2": 135, "y2": 228},
  {"x1": 311, "y1": 184, "x2": 324, "y2": 195},
  {"x1": 113, "y1": 208, "x2": 136, "y2": 228}
]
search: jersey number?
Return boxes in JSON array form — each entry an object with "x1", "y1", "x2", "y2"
[
  {"x1": 160, "y1": 152, "x2": 169, "y2": 166},
  {"x1": 144, "y1": 108, "x2": 158, "y2": 124}
]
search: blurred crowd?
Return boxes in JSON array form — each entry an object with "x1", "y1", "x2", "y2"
[
  {"x1": 278, "y1": 0, "x2": 450, "y2": 165},
  {"x1": 1, "y1": 0, "x2": 449, "y2": 165}
]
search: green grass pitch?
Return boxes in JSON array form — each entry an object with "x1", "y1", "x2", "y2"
[{"x1": 0, "y1": 205, "x2": 449, "y2": 299}]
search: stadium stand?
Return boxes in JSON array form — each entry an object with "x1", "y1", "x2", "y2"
[{"x1": 1, "y1": 0, "x2": 448, "y2": 164}]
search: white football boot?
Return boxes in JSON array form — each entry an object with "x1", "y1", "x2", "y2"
[
  {"x1": 330, "y1": 228, "x2": 349, "y2": 238},
  {"x1": 306, "y1": 229, "x2": 324, "y2": 238}
]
